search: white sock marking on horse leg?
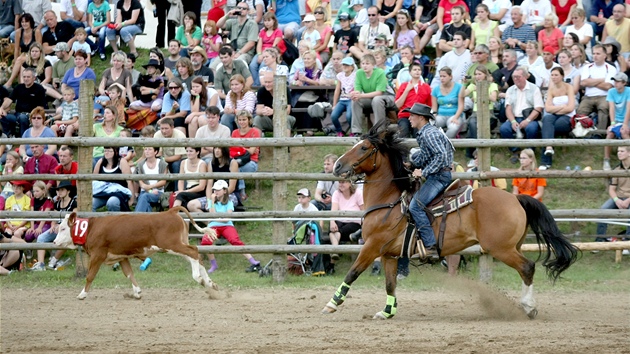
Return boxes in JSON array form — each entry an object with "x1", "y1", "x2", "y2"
[{"x1": 521, "y1": 282, "x2": 536, "y2": 315}]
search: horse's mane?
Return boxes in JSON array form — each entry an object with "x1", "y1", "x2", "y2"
[{"x1": 364, "y1": 120, "x2": 411, "y2": 193}]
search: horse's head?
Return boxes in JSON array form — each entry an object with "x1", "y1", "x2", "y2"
[{"x1": 333, "y1": 138, "x2": 380, "y2": 179}]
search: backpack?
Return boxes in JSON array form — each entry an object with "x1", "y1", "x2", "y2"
[{"x1": 282, "y1": 39, "x2": 300, "y2": 67}]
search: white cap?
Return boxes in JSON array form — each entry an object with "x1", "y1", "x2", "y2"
[
  {"x1": 297, "y1": 188, "x2": 311, "y2": 197},
  {"x1": 212, "y1": 180, "x2": 229, "y2": 190},
  {"x1": 303, "y1": 14, "x2": 316, "y2": 22}
]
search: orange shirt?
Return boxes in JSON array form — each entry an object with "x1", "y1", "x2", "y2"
[{"x1": 512, "y1": 177, "x2": 546, "y2": 201}]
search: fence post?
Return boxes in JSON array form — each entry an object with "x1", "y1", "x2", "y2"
[
  {"x1": 75, "y1": 79, "x2": 95, "y2": 278},
  {"x1": 271, "y1": 74, "x2": 289, "y2": 282},
  {"x1": 476, "y1": 80, "x2": 494, "y2": 281}
]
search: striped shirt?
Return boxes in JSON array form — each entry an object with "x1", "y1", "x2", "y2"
[
  {"x1": 501, "y1": 24, "x2": 536, "y2": 54},
  {"x1": 224, "y1": 90, "x2": 257, "y2": 114},
  {"x1": 412, "y1": 123, "x2": 454, "y2": 177}
]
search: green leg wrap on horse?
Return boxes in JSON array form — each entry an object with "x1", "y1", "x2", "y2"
[
  {"x1": 383, "y1": 295, "x2": 398, "y2": 317},
  {"x1": 331, "y1": 282, "x2": 351, "y2": 306}
]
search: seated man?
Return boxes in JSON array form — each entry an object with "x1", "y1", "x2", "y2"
[
  {"x1": 577, "y1": 44, "x2": 617, "y2": 131},
  {"x1": 24, "y1": 144, "x2": 59, "y2": 191},
  {"x1": 437, "y1": 6, "x2": 471, "y2": 54},
  {"x1": 312, "y1": 154, "x2": 339, "y2": 211},
  {"x1": 499, "y1": 66, "x2": 544, "y2": 164},
  {"x1": 253, "y1": 72, "x2": 296, "y2": 136},
  {"x1": 349, "y1": 6, "x2": 392, "y2": 60},
  {"x1": 154, "y1": 118, "x2": 186, "y2": 190},
  {"x1": 196, "y1": 106, "x2": 231, "y2": 164},
  {"x1": 0, "y1": 69, "x2": 48, "y2": 137},
  {"x1": 501, "y1": 6, "x2": 536, "y2": 60},
  {"x1": 595, "y1": 145, "x2": 630, "y2": 242},
  {"x1": 603, "y1": 73, "x2": 630, "y2": 170},
  {"x1": 350, "y1": 54, "x2": 395, "y2": 136},
  {"x1": 216, "y1": 2, "x2": 257, "y2": 65},
  {"x1": 214, "y1": 46, "x2": 253, "y2": 100},
  {"x1": 602, "y1": 4, "x2": 630, "y2": 58}
]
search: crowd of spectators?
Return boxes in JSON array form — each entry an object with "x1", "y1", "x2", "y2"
[{"x1": 3, "y1": 0, "x2": 630, "y2": 274}]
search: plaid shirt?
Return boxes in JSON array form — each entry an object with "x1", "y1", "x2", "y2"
[{"x1": 411, "y1": 123, "x2": 454, "y2": 178}]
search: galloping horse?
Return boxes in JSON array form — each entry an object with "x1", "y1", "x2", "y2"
[{"x1": 321, "y1": 120, "x2": 578, "y2": 319}]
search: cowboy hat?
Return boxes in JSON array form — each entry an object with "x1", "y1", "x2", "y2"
[
  {"x1": 142, "y1": 59, "x2": 161, "y2": 69},
  {"x1": 54, "y1": 180, "x2": 77, "y2": 197},
  {"x1": 10, "y1": 180, "x2": 31, "y2": 191},
  {"x1": 402, "y1": 103, "x2": 434, "y2": 119},
  {"x1": 189, "y1": 46, "x2": 208, "y2": 62}
]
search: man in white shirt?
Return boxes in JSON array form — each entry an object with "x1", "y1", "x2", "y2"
[
  {"x1": 195, "y1": 106, "x2": 231, "y2": 164},
  {"x1": 520, "y1": 0, "x2": 553, "y2": 28},
  {"x1": 349, "y1": 6, "x2": 392, "y2": 60},
  {"x1": 432, "y1": 32, "x2": 472, "y2": 89},
  {"x1": 577, "y1": 44, "x2": 617, "y2": 130},
  {"x1": 533, "y1": 46, "x2": 560, "y2": 87}
]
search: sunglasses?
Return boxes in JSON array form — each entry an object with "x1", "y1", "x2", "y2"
[
  {"x1": 314, "y1": 11, "x2": 324, "y2": 14},
  {"x1": 237, "y1": 6, "x2": 248, "y2": 10},
  {"x1": 473, "y1": 52, "x2": 486, "y2": 54},
  {"x1": 368, "y1": 14, "x2": 378, "y2": 17},
  {"x1": 168, "y1": 86, "x2": 180, "y2": 90},
  {"x1": 31, "y1": 116, "x2": 43, "y2": 120}
]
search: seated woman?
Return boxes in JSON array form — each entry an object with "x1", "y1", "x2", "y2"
[
  {"x1": 557, "y1": 49, "x2": 581, "y2": 95},
  {"x1": 106, "y1": 0, "x2": 145, "y2": 57},
  {"x1": 61, "y1": 50, "x2": 97, "y2": 100},
  {"x1": 470, "y1": 5, "x2": 498, "y2": 50},
  {"x1": 258, "y1": 48, "x2": 290, "y2": 81},
  {"x1": 172, "y1": 147, "x2": 207, "y2": 209},
  {"x1": 221, "y1": 74, "x2": 256, "y2": 132},
  {"x1": 431, "y1": 67, "x2": 465, "y2": 138},
  {"x1": 0, "y1": 230, "x2": 26, "y2": 275},
  {"x1": 24, "y1": 181, "x2": 54, "y2": 243},
  {"x1": 312, "y1": 6, "x2": 333, "y2": 64},
  {"x1": 513, "y1": 148, "x2": 546, "y2": 202},
  {"x1": 570, "y1": 43, "x2": 590, "y2": 70},
  {"x1": 230, "y1": 110, "x2": 260, "y2": 202},
  {"x1": 603, "y1": 37, "x2": 627, "y2": 73},
  {"x1": 328, "y1": 179, "x2": 364, "y2": 275},
  {"x1": 393, "y1": 9, "x2": 420, "y2": 55},
  {"x1": 541, "y1": 67, "x2": 576, "y2": 170},
  {"x1": 464, "y1": 66, "x2": 499, "y2": 162},
  {"x1": 19, "y1": 107, "x2": 57, "y2": 159},
  {"x1": 200, "y1": 180, "x2": 262, "y2": 273},
  {"x1": 537, "y1": 13, "x2": 563, "y2": 55},
  {"x1": 126, "y1": 59, "x2": 164, "y2": 131},
  {"x1": 92, "y1": 147, "x2": 134, "y2": 211},
  {"x1": 289, "y1": 49, "x2": 323, "y2": 135},
  {"x1": 518, "y1": 41, "x2": 544, "y2": 73},
  {"x1": 184, "y1": 77, "x2": 209, "y2": 138},
  {"x1": 488, "y1": 36, "x2": 503, "y2": 68},
  {"x1": 565, "y1": 8, "x2": 592, "y2": 55},
  {"x1": 134, "y1": 147, "x2": 168, "y2": 213},
  {"x1": 4, "y1": 14, "x2": 42, "y2": 88},
  {"x1": 376, "y1": 0, "x2": 403, "y2": 32},
  {"x1": 94, "y1": 51, "x2": 134, "y2": 116},
  {"x1": 187, "y1": 146, "x2": 239, "y2": 212},
  {"x1": 562, "y1": 32, "x2": 580, "y2": 52},
  {"x1": 92, "y1": 106, "x2": 123, "y2": 167},
  {"x1": 175, "y1": 11, "x2": 202, "y2": 57}
]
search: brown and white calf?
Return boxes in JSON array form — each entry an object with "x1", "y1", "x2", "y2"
[{"x1": 53, "y1": 206, "x2": 218, "y2": 300}]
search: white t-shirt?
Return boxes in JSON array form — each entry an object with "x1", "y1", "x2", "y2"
[
  {"x1": 566, "y1": 24, "x2": 594, "y2": 54},
  {"x1": 483, "y1": 0, "x2": 512, "y2": 26},
  {"x1": 60, "y1": 0, "x2": 88, "y2": 20},
  {"x1": 294, "y1": 203, "x2": 319, "y2": 212},
  {"x1": 520, "y1": 0, "x2": 552, "y2": 26},
  {"x1": 431, "y1": 48, "x2": 472, "y2": 89},
  {"x1": 358, "y1": 22, "x2": 392, "y2": 48},
  {"x1": 354, "y1": 9, "x2": 368, "y2": 27},
  {"x1": 580, "y1": 62, "x2": 618, "y2": 97}
]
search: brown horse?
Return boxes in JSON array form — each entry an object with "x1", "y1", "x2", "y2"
[{"x1": 321, "y1": 120, "x2": 579, "y2": 319}]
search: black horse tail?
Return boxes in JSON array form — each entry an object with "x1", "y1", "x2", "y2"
[{"x1": 516, "y1": 195, "x2": 580, "y2": 282}]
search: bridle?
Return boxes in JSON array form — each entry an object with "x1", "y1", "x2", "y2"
[{"x1": 351, "y1": 145, "x2": 379, "y2": 173}]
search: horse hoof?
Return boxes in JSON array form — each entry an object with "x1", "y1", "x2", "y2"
[
  {"x1": 373, "y1": 311, "x2": 388, "y2": 320},
  {"x1": 322, "y1": 302, "x2": 337, "y2": 314},
  {"x1": 526, "y1": 308, "x2": 538, "y2": 319}
]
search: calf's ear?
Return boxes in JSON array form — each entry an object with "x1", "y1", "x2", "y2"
[{"x1": 67, "y1": 212, "x2": 77, "y2": 227}]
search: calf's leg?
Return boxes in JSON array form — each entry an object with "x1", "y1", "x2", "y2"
[
  {"x1": 120, "y1": 258, "x2": 142, "y2": 299},
  {"x1": 78, "y1": 251, "x2": 107, "y2": 300}
]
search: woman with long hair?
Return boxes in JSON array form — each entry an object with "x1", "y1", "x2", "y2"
[
  {"x1": 14, "y1": 43, "x2": 52, "y2": 87},
  {"x1": 603, "y1": 38, "x2": 627, "y2": 72},
  {"x1": 258, "y1": 48, "x2": 289, "y2": 80},
  {"x1": 4, "y1": 14, "x2": 41, "y2": 88},
  {"x1": 393, "y1": 9, "x2": 420, "y2": 55},
  {"x1": 175, "y1": 57, "x2": 194, "y2": 91},
  {"x1": 149, "y1": 47, "x2": 173, "y2": 79},
  {"x1": 221, "y1": 74, "x2": 256, "y2": 131},
  {"x1": 464, "y1": 65, "x2": 498, "y2": 161},
  {"x1": 538, "y1": 13, "x2": 563, "y2": 54},
  {"x1": 328, "y1": 179, "x2": 364, "y2": 275},
  {"x1": 313, "y1": 6, "x2": 334, "y2": 63},
  {"x1": 95, "y1": 51, "x2": 134, "y2": 114},
  {"x1": 92, "y1": 146, "x2": 134, "y2": 211},
  {"x1": 175, "y1": 11, "x2": 202, "y2": 56},
  {"x1": 562, "y1": 32, "x2": 580, "y2": 51},
  {"x1": 1, "y1": 151, "x2": 24, "y2": 201},
  {"x1": 488, "y1": 36, "x2": 503, "y2": 67},
  {"x1": 184, "y1": 77, "x2": 209, "y2": 138},
  {"x1": 513, "y1": 148, "x2": 546, "y2": 201},
  {"x1": 92, "y1": 106, "x2": 123, "y2": 167},
  {"x1": 172, "y1": 147, "x2": 208, "y2": 209},
  {"x1": 518, "y1": 41, "x2": 544, "y2": 70},
  {"x1": 570, "y1": 43, "x2": 589, "y2": 70},
  {"x1": 557, "y1": 49, "x2": 580, "y2": 94},
  {"x1": 541, "y1": 67, "x2": 576, "y2": 169},
  {"x1": 470, "y1": 4, "x2": 498, "y2": 50},
  {"x1": 432, "y1": 67, "x2": 466, "y2": 138}
]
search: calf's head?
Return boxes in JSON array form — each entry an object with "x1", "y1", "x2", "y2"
[{"x1": 53, "y1": 212, "x2": 78, "y2": 249}]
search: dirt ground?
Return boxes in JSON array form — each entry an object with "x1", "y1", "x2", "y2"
[{"x1": 2, "y1": 280, "x2": 629, "y2": 354}]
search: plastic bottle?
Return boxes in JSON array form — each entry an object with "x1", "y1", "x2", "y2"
[
  {"x1": 515, "y1": 128, "x2": 524, "y2": 139},
  {"x1": 139, "y1": 258, "x2": 152, "y2": 271},
  {"x1": 598, "y1": 9, "x2": 604, "y2": 19}
]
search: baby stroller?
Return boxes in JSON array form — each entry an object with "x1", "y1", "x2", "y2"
[{"x1": 287, "y1": 220, "x2": 326, "y2": 276}]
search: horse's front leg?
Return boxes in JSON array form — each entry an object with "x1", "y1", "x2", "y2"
[
  {"x1": 373, "y1": 256, "x2": 398, "y2": 320},
  {"x1": 322, "y1": 243, "x2": 379, "y2": 314}
]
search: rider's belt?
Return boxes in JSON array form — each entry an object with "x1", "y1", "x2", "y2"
[{"x1": 441, "y1": 167, "x2": 452, "y2": 172}]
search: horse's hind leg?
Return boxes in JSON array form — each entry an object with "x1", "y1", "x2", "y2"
[
  {"x1": 373, "y1": 256, "x2": 398, "y2": 320},
  {"x1": 490, "y1": 249, "x2": 537, "y2": 319}
]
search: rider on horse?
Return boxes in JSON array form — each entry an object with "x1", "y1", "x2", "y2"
[{"x1": 405, "y1": 103, "x2": 455, "y2": 257}]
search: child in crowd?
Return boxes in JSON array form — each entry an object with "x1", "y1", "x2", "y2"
[
  {"x1": 330, "y1": 57, "x2": 356, "y2": 137},
  {"x1": 301, "y1": 14, "x2": 321, "y2": 50},
  {"x1": 200, "y1": 180, "x2": 262, "y2": 274},
  {"x1": 118, "y1": 129, "x2": 136, "y2": 165},
  {"x1": 294, "y1": 188, "x2": 319, "y2": 212},
  {"x1": 201, "y1": 20, "x2": 222, "y2": 68},
  {"x1": 513, "y1": 149, "x2": 546, "y2": 202},
  {"x1": 71, "y1": 28, "x2": 92, "y2": 66},
  {"x1": 333, "y1": 13, "x2": 358, "y2": 55},
  {"x1": 1, "y1": 152, "x2": 24, "y2": 202},
  {"x1": 603, "y1": 73, "x2": 630, "y2": 171},
  {"x1": 105, "y1": 83, "x2": 127, "y2": 126},
  {"x1": 24, "y1": 181, "x2": 54, "y2": 243},
  {"x1": 50, "y1": 87, "x2": 80, "y2": 139},
  {"x1": 86, "y1": 0, "x2": 111, "y2": 61},
  {"x1": 351, "y1": 0, "x2": 368, "y2": 30},
  {"x1": 3, "y1": 180, "x2": 31, "y2": 240}
]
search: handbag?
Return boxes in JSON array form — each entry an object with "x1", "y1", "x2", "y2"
[
  {"x1": 570, "y1": 114, "x2": 596, "y2": 138},
  {"x1": 230, "y1": 146, "x2": 251, "y2": 166}
]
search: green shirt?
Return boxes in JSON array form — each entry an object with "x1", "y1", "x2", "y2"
[
  {"x1": 225, "y1": 18, "x2": 258, "y2": 56},
  {"x1": 52, "y1": 57, "x2": 75, "y2": 81},
  {"x1": 175, "y1": 26, "x2": 202, "y2": 47},
  {"x1": 355, "y1": 67, "x2": 387, "y2": 94},
  {"x1": 465, "y1": 62, "x2": 499, "y2": 85},
  {"x1": 93, "y1": 123, "x2": 123, "y2": 158},
  {"x1": 215, "y1": 59, "x2": 252, "y2": 94}
]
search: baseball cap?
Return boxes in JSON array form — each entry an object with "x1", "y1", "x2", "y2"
[
  {"x1": 542, "y1": 46, "x2": 556, "y2": 55},
  {"x1": 53, "y1": 42, "x2": 69, "y2": 52},
  {"x1": 212, "y1": 180, "x2": 229, "y2": 190},
  {"x1": 612, "y1": 72, "x2": 628, "y2": 82},
  {"x1": 351, "y1": 0, "x2": 364, "y2": 6},
  {"x1": 303, "y1": 14, "x2": 316, "y2": 22},
  {"x1": 341, "y1": 57, "x2": 354, "y2": 66},
  {"x1": 338, "y1": 12, "x2": 350, "y2": 21},
  {"x1": 297, "y1": 188, "x2": 311, "y2": 197},
  {"x1": 375, "y1": 33, "x2": 388, "y2": 41}
]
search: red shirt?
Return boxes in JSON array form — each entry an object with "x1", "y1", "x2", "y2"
[
  {"x1": 538, "y1": 28, "x2": 564, "y2": 53},
  {"x1": 438, "y1": 0, "x2": 469, "y2": 25},
  {"x1": 207, "y1": 7, "x2": 225, "y2": 24},
  {"x1": 551, "y1": 0, "x2": 577, "y2": 25},
  {"x1": 230, "y1": 128, "x2": 261, "y2": 162},
  {"x1": 395, "y1": 81, "x2": 432, "y2": 119},
  {"x1": 54, "y1": 161, "x2": 78, "y2": 186},
  {"x1": 24, "y1": 154, "x2": 59, "y2": 188}
]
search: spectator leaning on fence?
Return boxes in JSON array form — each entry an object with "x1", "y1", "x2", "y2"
[
  {"x1": 254, "y1": 71, "x2": 295, "y2": 136},
  {"x1": 350, "y1": 54, "x2": 393, "y2": 136}
]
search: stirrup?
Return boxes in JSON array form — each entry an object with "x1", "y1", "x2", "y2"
[{"x1": 410, "y1": 239, "x2": 427, "y2": 259}]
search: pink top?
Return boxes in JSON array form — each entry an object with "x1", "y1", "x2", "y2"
[
  {"x1": 203, "y1": 34, "x2": 222, "y2": 59},
  {"x1": 538, "y1": 28, "x2": 563, "y2": 53},
  {"x1": 259, "y1": 28, "x2": 284, "y2": 51},
  {"x1": 318, "y1": 26, "x2": 333, "y2": 53},
  {"x1": 393, "y1": 29, "x2": 419, "y2": 49},
  {"x1": 332, "y1": 189, "x2": 364, "y2": 224}
]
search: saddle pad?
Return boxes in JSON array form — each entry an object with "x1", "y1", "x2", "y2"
[{"x1": 430, "y1": 185, "x2": 474, "y2": 218}]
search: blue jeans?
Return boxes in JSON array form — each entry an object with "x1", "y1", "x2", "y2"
[
  {"x1": 106, "y1": 24, "x2": 143, "y2": 44},
  {"x1": 169, "y1": 159, "x2": 182, "y2": 191},
  {"x1": 0, "y1": 25, "x2": 15, "y2": 38},
  {"x1": 541, "y1": 113, "x2": 572, "y2": 166},
  {"x1": 94, "y1": 95, "x2": 111, "y2": 114},
  {"x1": 250, "y1": 54, "x2": 262, "y2": 86},
  {"x1": 220, "y1": 113, "x2": 236, "y2": 132},
  {"x1": 37, "y1": 229, "x2": 58, "y2": 243},
  {"x1": 92, "y1": 196, "x2": 121, "y2": 212},
  {"x1": 3, "y1": 112, "x2": 30, "y2": 137},
  {"x1": 238, "y1": 160, "x2": 258, "y2": 191},
  {"x1": 87, "y1": 26, "x2": 107, "y2": 55},
  {"x1": 596, "y1": 198, "x2": 630, "y2": 236},
  {"x1": 409, "y1": 171, "x2": 452, "y2": 248},
  {"x1": 330, "y1": 100, "x2": 352, "y2": 133},
  {"x1": 499, "y1": 117, "x2": 541, "y2": 152},
  {"x1": 135, "y1": 191, "x2": 162, "y2": 212}
]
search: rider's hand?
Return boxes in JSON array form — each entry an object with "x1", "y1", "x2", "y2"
[{"x1": 412, "y1": 168, "x2": 423, "y2": 179}]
